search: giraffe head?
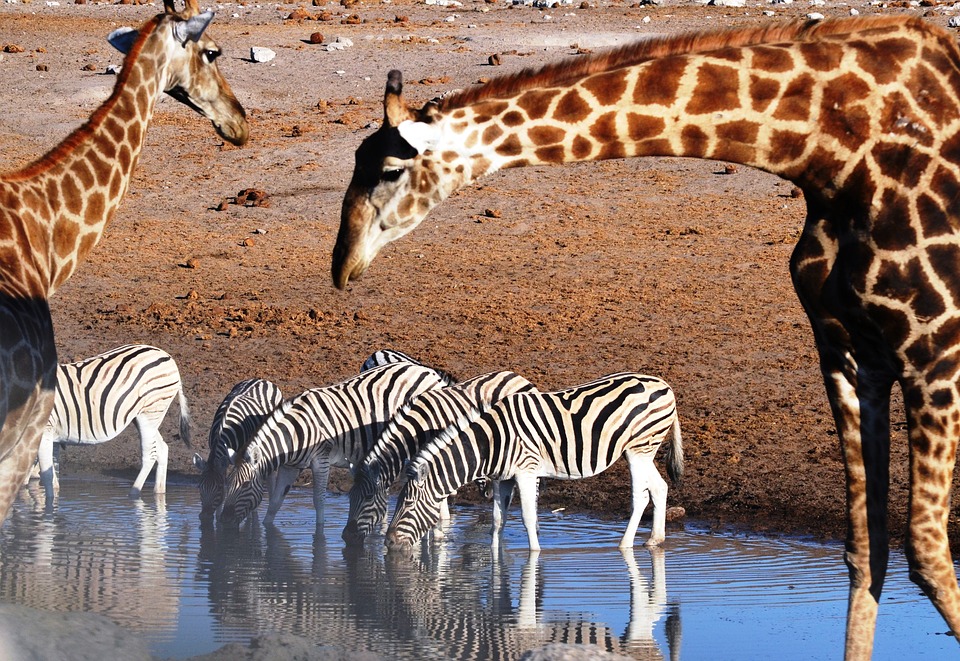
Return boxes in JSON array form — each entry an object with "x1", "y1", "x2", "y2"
[
  {"x1": 332, "y1": 70, "x2": 455, "y2": 289},
  {"x1": 108, "y1": 0, "x2": 248, "y2": 146}
]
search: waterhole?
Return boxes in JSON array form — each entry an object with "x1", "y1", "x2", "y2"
[{"x1": 0, "y1": 474, "x2": 953, "y2": 659}]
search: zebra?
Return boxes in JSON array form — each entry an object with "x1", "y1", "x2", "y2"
[
  {"x1": 218, "y1": 361, "x2": 449, "y2": 530},
  {"x1": 342, "y1": 370, "x2": 538, "y2": 545},
  {"x1": 193, "y1": 378, "x2": 283, "y2": 519},
  {"x1": 360, "y1": 348, "x2": 457, "y2": 386},
  {"x1": 33, "y1": 344, "x2": 192, "y2": 500},
  {"x1": 385, "y1": 372, "x2": 684, "y2": 551}
]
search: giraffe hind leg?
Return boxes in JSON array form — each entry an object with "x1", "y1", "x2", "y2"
[{"x1": 902, "y1": 385, "x2": 960, "y2": 638}]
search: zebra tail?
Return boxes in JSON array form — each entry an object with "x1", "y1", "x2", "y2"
[
  {"x1": 178, "y1": 389, "x2": 193, "y2": 449},
  {"x1": 664, "y1": 415, "x2": 684, "y2": 485}
]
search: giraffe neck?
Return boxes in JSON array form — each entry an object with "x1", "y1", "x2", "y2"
[
  {"x1": 0, "y1": 16, "x2": 169, "y2": 296},
  {"x1": 425, "y1": 18, "x2": 936, "y2": 209}
]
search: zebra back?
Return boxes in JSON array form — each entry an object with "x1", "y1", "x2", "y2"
[
  {"x1": 346, "y1": 370, "x2": 537, "y2": 539},
  {"x1": 221, "y1": 362, "x2": 448, "y2": 525},
  {"x1": 48, "y1": 344, "x2": 191, "y2": 447},
  {"x1": 360, "y1": 348, "x2": 457, "y2": 386}
]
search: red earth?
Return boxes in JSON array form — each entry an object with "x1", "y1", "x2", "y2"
[{"x1": 1, "y1": 1, "x2": 956, "y2": 552}]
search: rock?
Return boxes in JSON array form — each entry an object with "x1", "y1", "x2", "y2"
[
  {"x1": 250, "y1": 47, "x2": 276, "y2": 63},
  {"x1": 309, "y1": 32, "x2": 324, "y2": 44},
  {"x1": 520, "y1": 644, "x2": 636, "y2": 661},
  {"x1": 665, "y1": 506, "x2": 686, "y2": 522}
]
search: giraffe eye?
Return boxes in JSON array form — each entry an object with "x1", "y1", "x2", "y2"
[
  {"x1": 381, "y1": 168, "x2": 404, "y2": 183},
  {"x1": 203, "y1": 49, "x2": 221, "y2": 63}
]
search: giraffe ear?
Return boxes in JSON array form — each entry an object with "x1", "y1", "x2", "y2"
[
  {"x1": 173, "y1": 11, "x2": 215, "y2": 45},
  {"x1": 107, "y1": 27, "x2": 138, "y2": 54},
  {"x1": 384, "y1": 69, "x2": 415, "y2": 127},
  {"x1": 397, "y1": 120, "x2": 439, "y2": 155}
]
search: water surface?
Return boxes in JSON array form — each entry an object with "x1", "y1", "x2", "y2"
[{"x1": 0, "y1": 475, "x2": 954, "y2": 659}]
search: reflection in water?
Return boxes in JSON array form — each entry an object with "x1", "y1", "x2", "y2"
[
  {"x1": 0, "y1": 476, "x2": 955, "y2": 659},
  {"x1": 193, "y1": 516, "x2": 674, "y2": 660}
]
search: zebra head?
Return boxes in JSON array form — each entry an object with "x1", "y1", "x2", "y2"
[
  {"x1": 218, "y1": 455, "x2": 265, "y2": 526},
  {"x1": 194, "y1": 453, "x2": 228, "y2": 520},
  {"x1": 343, "y1": 461, "x2": 388, "y2": 545},
  {"x1": 385, "y1": 461, "x2": 443, "y2": 551}
]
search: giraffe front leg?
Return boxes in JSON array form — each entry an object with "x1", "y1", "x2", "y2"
[
  {"x1": 902, "y1": 384, "x2": 960, "y2": 639},
  {"x1": 819, "y1": 362, "x2": 892, "y2": 661}
]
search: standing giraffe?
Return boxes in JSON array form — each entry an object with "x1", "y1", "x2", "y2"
[
  {"x1": 331, "y1": 15, "x2": 960, "y2": 659},
  {"x1": 0, "y1": 0, "x2": 247, "y2": 525}
]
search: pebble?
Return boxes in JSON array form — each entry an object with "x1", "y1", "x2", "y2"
[{"x1": 250, "y1": 46, "x2": 276, "y2": 63}]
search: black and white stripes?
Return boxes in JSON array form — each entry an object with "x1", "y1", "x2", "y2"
[
  {"x1": 343, "y1": 369, "x2": 537, "y2": 544},
  {"x1": 38, "y1": 344, "x2": 192, "y2": 499},
  {"x1": 218, "y1": 361, "x2": 449, "y2": 529},
  {"x1": 385, "y1": 372, "x2": 683, "y2": 551},
  {"x1": 193, "y1": 378, "x2": 283, "y2": 518}
]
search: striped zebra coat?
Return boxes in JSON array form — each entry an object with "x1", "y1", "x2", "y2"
[
  {"x1": 386, "y1": 372, "x2": 684, "y2": 551},
  {"x1": 343, "y1": 370, "x2": 538, "y2": 544},
  {"x1": 35, "y1": 345, "x2": 192, "y2": 500},
  {"x1": 193, "y1": 378, "x2": 283, "y2": 519},
  {"x1": 219, "y1": 362, "x2": 449, "y2": 529}
]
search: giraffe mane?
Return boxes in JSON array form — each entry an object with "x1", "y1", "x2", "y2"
[
  {"x1": 438, "y1": 14, "x2": 945, "y2": 111},
  {"x1": 1, "y1": 14, "x2": 164, "y2": 182}
]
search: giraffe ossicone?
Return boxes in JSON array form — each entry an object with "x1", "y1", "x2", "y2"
[
  {"x1": 0, "y1": 0, "x2": 247, "y2": 530},
  {"x1": 333, "y1": 14, "x2": 960, "y2": 659}
]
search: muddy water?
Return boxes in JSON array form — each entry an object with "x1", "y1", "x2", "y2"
[{"x1": 0, "y1": 474, "x2": 954, "y2": 660}]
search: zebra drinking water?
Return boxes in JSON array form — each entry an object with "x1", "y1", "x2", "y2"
[
  {"x1": 193, "y1": 378, "x2": 283, "y2": 519},
  {"x1": 34, "y1": 344, "x2": 192, "y2": 501},
  {"x1": 342, "y1": 369, "x2": 538, "y2": 545},
  {"x1": 385, "y1": 372, "x2": 684, "y2": 551},
  {"x1": 218, "y1": 362, "x2": 449, "y2": 530}
]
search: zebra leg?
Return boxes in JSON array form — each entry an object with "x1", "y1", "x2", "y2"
[
  {"x1": 514, "y1": 473, "x2": 541, "y2": 551},
  {"x1": 36, "y1": 431, "x2": 58, "y2": 505},
  {"x1": 263, "y1": 465, "x2": 299, "y2": 525},
  {"x1": 130, "y1": 423, "x2": 161, "y2": 498},
  {"x1": 153, "y1": 438, "x2": 169, "y2": 494},
  {"x1": 622, "y1": 453, "x2": 659, "y2": 548},
  {"x1": 310, "y1": 456, "x2": 330, "y2": 532},
  {"x1": 491, "y1": 478, "x2": 515, "y2": 538}
]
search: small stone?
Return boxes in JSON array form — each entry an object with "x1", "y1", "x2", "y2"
[
  {"x1": 81, "y1": 63, "x2": 97, "y2": 71},
  {"x1": 184, "y1": 258, "x2": 199, "y2": 269},
  {"x1": 287, "y1": 7, "x2": 310, "y2": 20},
  {"x1": 240, "y1": 237, "x2": 255, "y2": 247},
  {"x1": 309, "y1": 32, "x2": 324, "y2": 44},
  {"x1": 341, "y1": 13, "x2": 362, "y2": 24},
  {"x1": 665, "y1": 506, "x2": 686, "y2": 522},
  {"x1": 250, "y1": 47, "x2": 276, "y2": 63},
  {"x1": 186, "y1": 289, "x2": 200, "y2": 300},
  {"x1": 484, "y1": 208, "x2": 502, "y2": 219},
  {"x1": 3, "y1": 44, "x2": 25, "y2": 53},
  {"x1": 790, "y1": 187, "x2": 803, "y2": 199},
  {"x1": 216, "y1": 199, "x2": 229, "y2": 211},
  {"x1": 36, "y1": 63, "x2": 48, "y2": 71},
  {"x1": 488, "y1": 53, "x2": 501, "y2": 66},
  {"x1": 722, "y1": 164, "x2": 738, "y2": 175}
]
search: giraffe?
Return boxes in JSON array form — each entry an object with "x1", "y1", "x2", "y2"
[
  {"x1": 0, "y1": 0, "x2": 247, "y2": 526},
  {"x1": 331, "y1": 14, "x2": 960, "y2": 659}
]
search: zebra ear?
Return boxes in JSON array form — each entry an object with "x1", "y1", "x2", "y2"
[{"x1": 192, "y1": 453, "x2": 207, "y2": 472}]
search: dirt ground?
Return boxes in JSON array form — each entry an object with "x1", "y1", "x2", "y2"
[{"x1": 2, "y1": 0, "x2": 957, "y2": 551}]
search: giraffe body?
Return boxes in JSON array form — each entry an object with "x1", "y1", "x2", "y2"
[
  {"x1": 0, "y1": 0, "x2": 247, "y2": 525},
  {"x1": 332, "y1": 15, "x2": 960, "y2": 658}
]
